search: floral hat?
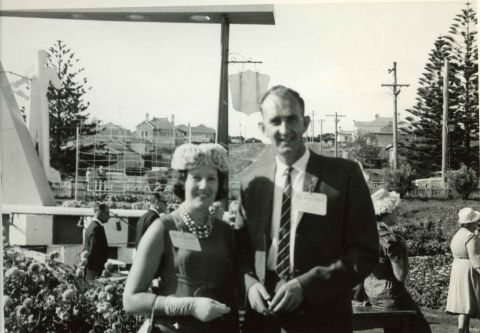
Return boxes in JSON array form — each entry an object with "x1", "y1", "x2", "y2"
[
  {"x1": 458, "y1": 207, "x2": 480, "y2": 224},
  {"x1": 371, "y1": 188, "x2": 401, "y2": 216},
  {"x1": 171, "y1": 143, "x2": 228, "y2": 173}
]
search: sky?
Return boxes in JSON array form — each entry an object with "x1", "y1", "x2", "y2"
[{"x1": 0, "y1": 0, "x2": 470, "y2": 142}]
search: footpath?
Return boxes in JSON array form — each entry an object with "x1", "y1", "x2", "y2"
[{"x1": 359, "y1": 308, "x2": 480, "y2": 332}]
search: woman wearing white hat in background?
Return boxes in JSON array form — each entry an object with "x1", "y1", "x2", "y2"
[
  {"x1": 363, "y1": 189, "x2": 431, "y2": 333},
  {"x1": 446, "y1": 207, "x2": 480, "y2": 333},
  {"x1": 123, "y1": 143, "x2": 238, "y2": 333}
]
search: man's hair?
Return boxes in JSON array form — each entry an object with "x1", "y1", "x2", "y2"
[
  {"x1": 149, "y1": 192, "x2": 164, "y2": 205},
  {"x1": 93, "y1": 202, "x2": 109, "y2": 213},
  {"x1": 259, "y1": 85, "x2": 305, "y2": 115}
]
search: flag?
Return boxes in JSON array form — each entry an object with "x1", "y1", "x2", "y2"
[{"x1": 229, "y1": 70, "x2": 270, "y2": 115}]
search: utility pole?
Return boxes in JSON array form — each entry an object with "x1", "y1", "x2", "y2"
[
  {"x1": 441, "y1": 59, "x2": 449, "y2": 187},
  {"x1": 311, "y1": 110, "x2": 315, "y2": 143},
  {"x1": 326, "y1": 112, "x2": 346, "y2": 157},
  {"x1": 381, "y1": 61, "x2": 409, "y2": 170},
  {"x1": 319, "y1": 118, "x2": 324, "y2": 155}
]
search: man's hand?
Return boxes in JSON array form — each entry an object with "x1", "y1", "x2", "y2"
[
  {"x1": 269, "y1": 278, "x2": 304, "y2": 313},
  {"x1": 248, "y1": 282, "x2": 273, "y2": 315}
]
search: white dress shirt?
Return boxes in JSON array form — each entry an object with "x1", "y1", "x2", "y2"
[{"x1": 267, "y1": 149, "x2": 310, "y2": 273}]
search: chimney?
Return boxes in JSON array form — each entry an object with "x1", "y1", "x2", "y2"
[{"x1": 146, "y1": 113, "x2": 149, "y2": 121}]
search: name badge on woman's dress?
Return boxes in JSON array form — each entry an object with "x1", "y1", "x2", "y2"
[
  {"x1": 292, "y1": 191, "x2": 327, "y2": 215},
  {"x1": 169, "y1": 231, "x2": 202, "y2": 251}
]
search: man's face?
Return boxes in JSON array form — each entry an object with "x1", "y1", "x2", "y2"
[
  {"x1": 155, "y1": 198, "x2": 167, "y2": 213},
  {"x1": 98, "y1": 209, "x2": 110, "y2": 223},
  {"x1": 259, "y1": 93, "x2": 310, "y2": 164}
]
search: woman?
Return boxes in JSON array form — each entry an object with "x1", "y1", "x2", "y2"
[
  {"x1": 363, "y1": 189, "x2": 431, "y2": 333},
  {"x1": 123, "y1": 143, "x2": 238, "y2": 333},
  {"x1": 446, "y1": 207, "x2": 480, "y2": 333}
]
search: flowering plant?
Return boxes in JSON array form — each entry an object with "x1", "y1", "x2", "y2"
[{"x1": 3, "y1": 246, "x2": 142, "y2": 332}]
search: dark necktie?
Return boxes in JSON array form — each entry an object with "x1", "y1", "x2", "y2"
[{"x1": 276, "y1": 167, "x2": 293, "y2": 280}]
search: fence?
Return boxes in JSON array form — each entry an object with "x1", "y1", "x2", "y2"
[{"x1": 227, "y1": 181, "x2": 480, "y2": 200}]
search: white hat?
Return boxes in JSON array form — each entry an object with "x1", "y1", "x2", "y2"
[
  {"x1": 171, "y1": 143, "x2": 228, "y2": 173},
  {"x1": 371, "y1": 188, "x2": 401, "y2": 216},
  {"x1": 458, "y1": 207, "x2": 480, "y2": 224}
]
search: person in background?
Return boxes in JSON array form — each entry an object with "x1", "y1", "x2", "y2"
[
  {"x1": 364, "y1": 188, "x2": 431, "y2": 333},
  {"x1": 123, "y1": 143, "x2": 238, "y2": 333},
  {"x1": 85, "y1": 167, "x2": 92, "y2": 183},
  {"x1": 446, "y1": 207, "x2": 480, "y2": 333},
  {"x1": 84, "y1": 202, "x2": 110, "y2": 281},
  {"x1": 236, "y1": 85, "x2": 379, "y2": 333},
  {"x1": 98, "y1": 166, "x2": 107, "y2": 191},
  {"x1": 135, "y1": 192, "x2": 167, "y2": 248}
]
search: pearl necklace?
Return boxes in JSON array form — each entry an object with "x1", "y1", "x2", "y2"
[{"x1": 181, "y1": 209, "x2": 214, "y2": 239}]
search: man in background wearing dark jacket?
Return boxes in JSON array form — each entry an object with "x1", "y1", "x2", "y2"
[
  {"x1": 135, "y1": 192, "x2": 167, "y2": 247},
  {"x1": 84, "y1": 202, "x2": 110, "y2": 281}
]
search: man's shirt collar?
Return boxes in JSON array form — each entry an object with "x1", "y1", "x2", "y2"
[{"x1": 275, "y1": 148, "x2": 310, "y2": 175}]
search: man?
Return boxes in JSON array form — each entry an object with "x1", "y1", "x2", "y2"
[
  {"x1": 97, "y1": 166, "x2": 107, "y2": 191},
  {"x1": 84, "y1": 202, "x2": 110, "y2": 281},
  {"x1": 236, "y1": 85, "x2": 379, "y2": 332},
  {"x1": 135, "y1": 192, "x2": 167, "y2": 247}
]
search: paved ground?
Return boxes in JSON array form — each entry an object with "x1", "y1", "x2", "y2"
[{"x1": 358, "y1": 308, "x2": 480, "y2": 332}]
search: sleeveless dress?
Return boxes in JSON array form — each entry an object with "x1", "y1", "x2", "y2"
[
  {"x1": 153, "y1": 210, "x2": 238, "y2": 333},
  {"x1": 446, "y1": 228, "x2": 480, "y2": 316}
]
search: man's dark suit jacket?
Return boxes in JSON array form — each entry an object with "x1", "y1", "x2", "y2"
[
  {"x1": 236, "y1": 150, "x2": 379, "y2": 332},
  {"x1": 84, "y1": 219, "x2": 109, "y2": 276},
  {"x1": 135, "y1": 209, "x2": 160, "y2": 247}
]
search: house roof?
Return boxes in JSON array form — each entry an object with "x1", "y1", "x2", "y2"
[
  {"x1": 354, "y1": 116, "x2": 392, "y2": 134},
  {"x1": 136, "y1": 117, "x2": 173, "y2": 130},
  {"x1": 193, "y1": 124, "x2": 215, "y2": 133},
  {"x1": 98, "y1": 122, "x2": 131, "y2": 134},
  {"x1": 176, "y1": 124, "x2": 189, "y2": 132},
  {"x1": 176, "y1": 124, "x2": 216, "y2": 133},
  {"x1": 150, "y1": 117, "x2": 173, "y2": 130}
]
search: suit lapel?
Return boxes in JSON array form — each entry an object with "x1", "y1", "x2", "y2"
[{"x1": 262, "y1": 162, "x2": 276, "y2": 247}]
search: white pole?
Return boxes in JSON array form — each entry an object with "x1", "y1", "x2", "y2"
[
  {"x1": 441, "y1": 59, "x2": 449, "y2": 186},
  {"x1": 74, "y1": 126, "x2": 79, "y2": 201},
  {"x1": 0, "y1": 120, "x2": 5, "y2": 333}
]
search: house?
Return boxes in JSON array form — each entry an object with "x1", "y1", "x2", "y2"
[
  {"x1": 353, "y1": 114, "x2": 393, "y2": 148},
  {"x1": 97, "y1": 122, "x2": 132, "y2": 140},
  {"x1": 337, "y1": 130, "x2": 354, "y2": 146},
  {"x1": 135, "y1": 114, "x2": 185, "y2": 147},
  {"x1": 176, "y1": 123, "x2": 216, "y2": 144}
]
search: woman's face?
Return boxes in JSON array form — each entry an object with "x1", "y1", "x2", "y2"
[{"x1": 184, "y1": 165, "x2": 219, "y2": 210}]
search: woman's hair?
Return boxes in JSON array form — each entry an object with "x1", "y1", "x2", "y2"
[{"x1": 172, "y1": 169, "x2": 226, "y2": 202}]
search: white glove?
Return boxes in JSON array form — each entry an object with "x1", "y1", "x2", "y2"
[{"x1": 164, "y1": 296, "x2": 230, "y2": 322}]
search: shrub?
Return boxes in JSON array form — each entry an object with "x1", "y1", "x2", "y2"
[
  {"x1": 394, "y1": 222, "x2": 451, "y2": 256},
  {"x1": 384, "y1": 163, "x2": 417, "y2": 197},
  {"x1": 447, "y1": 164, "x2": 479, "y2": 199},
  {"x1": 3, "y1": 246, "x2": 142, "y2": 332},
  {"x1": 406, "y1": 255, "x2": 452, "y2": 310}
]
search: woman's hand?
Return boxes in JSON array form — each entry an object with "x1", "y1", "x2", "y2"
[{"x1": 191, "y1": 297, "x2": 230, "y2": 322}]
